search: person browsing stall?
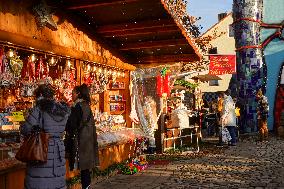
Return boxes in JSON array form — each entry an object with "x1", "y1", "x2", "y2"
[
  {"x1": 65, "y1": 84, "x2": 99, "y2": 189},
  {"x1": 221, "y1": 89, "x2": 237, "y2": 146},
  {"x1": 21, "y1": 84, "x2": 70, "y2": 189}
]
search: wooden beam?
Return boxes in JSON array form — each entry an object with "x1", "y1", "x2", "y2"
[
  {"x1": 119, "y1": 39, "x2": 188, "y2": 50},
  {"x1": 0, "y1": 29, "x2": 136, "y2": 71},
  {"x1": 67, "y1": 0, "x2": 140, "y2": 10},
  {"x1": 96, "y1": 19, "x2": 175, "y2": 33},
  {"x1": 102, "y1": 26, "x2": 179, "y2": 37},
  {"x1": 135, "y1": 54, "x2": 199, "y2": 63}
]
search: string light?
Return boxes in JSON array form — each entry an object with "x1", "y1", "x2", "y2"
[
  {"x1": 9, "y1": 49, "x2": 14, "y2": 57},
  {"x1": 93, "y1": 66, "x2": 97, "y2": 72},
  {"x1": 117, "y1": 71, "x2": 121, "y2": 77},
  {"x1": 103, "y1": 68, "x2": 108, "y2": 74},
  {"x1": 49, "y1": 57, "x2": 57, "y2": 66},
  {"x1": 67, "y1": 59, "x2": 71, "y2": 69},
  {"x1": 98, "y1": 68, "x2": 102, "y2": 73},
  {"x1": 31, "y1": 54, "x2": 36, "y2": 62}
]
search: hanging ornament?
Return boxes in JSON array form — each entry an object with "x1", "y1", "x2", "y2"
[
  {"x1": 163, "y1": 73, "x2": 170, "y2": 97},
  {"x1": 32, "y1": 0, "x2": 57, "y2": 31},
  {"x1": 48, "y1": 56, "x2": 57, "y2": 66},
  {"x1": 9, "y1": 54, "x2": 23, "y2": 78},
  {"x1": 0, "y1": 47, "x2": 4, "y2": 74},
  {"x1": 0, "y1": 53, "x2": 15, "y2": 87},
  {"x1": 35, "y1": 56, "x2": 46, "y2": 80},
  {"x1": 156, "y1": 74, "x2": 163, "y2": 97}
]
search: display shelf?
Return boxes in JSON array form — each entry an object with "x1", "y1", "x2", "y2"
[{"x1": 100, "y1": 74, "x2": 131, "y2": 127}]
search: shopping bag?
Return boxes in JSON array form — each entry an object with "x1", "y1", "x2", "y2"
[{"x1": 221, "y1": 127, "x2": 232, "y2": 143}]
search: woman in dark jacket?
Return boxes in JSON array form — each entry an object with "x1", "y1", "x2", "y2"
[
  {"x1": 21, "y1": 84, "x2": 70, "y2": 189},
  {"x1": 65, "y1": 84, "x2": 99, "y2": 189}
]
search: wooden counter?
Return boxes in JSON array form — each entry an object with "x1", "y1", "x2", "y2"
[
  {"x1": 0, "y1": 160, "x2": 25, "y2": 189},
  {"x1": 66, "y1": 142, "x2": 136, "y2": 179}
]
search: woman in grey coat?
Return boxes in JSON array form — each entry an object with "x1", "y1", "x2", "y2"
[
  {"x1": 65, "y1": 84, "x2": 99, "y2": 189},
  {"x1": 21, "y1": 84, "x2": 70, "y2": 189}
]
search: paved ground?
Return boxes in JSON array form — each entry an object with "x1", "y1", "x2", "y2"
[{"x1": 91, "y1": 135, "x2": 284, "y2": 189}]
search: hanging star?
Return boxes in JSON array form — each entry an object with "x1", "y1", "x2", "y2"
[{"x1": 32, "y1": 0, "x2": 57, "y2": 31}]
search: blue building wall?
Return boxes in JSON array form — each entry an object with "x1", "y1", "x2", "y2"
[{"x1": 262, "y1": 0, "x2": 284, "y2": 130}]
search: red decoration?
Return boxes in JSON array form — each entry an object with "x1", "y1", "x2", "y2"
[
  {"x1": 209, "y1": 55, "x2": 236, "y2": 75},
  {"x1": 156, "y1": 75, "x2": 163, "y2": 97},
  {"x1": 163, "y1": 74, "x2": 170, "y2": 96},
  {"x1": 0, "y1": 48, "x2": 4, "y2": 74},
  {"x1": 21, "y1": 57, "x2": 36, "y2": 82},
  {"x1": 35, "y1": 57, "x2": 48, "y2": 80}
]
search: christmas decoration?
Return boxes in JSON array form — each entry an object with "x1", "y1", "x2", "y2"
[
  {"x1": 32, "y1": 0, "x2": 57, "y2": 31},
  {"x1": 174, "y1": 79, "x2": 198, "y2": 90}
]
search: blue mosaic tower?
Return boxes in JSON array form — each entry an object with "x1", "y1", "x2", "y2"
[{"x1": 233, "y1": 0, "x2": 266, "y2": 132}]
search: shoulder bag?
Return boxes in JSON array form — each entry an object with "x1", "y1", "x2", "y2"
[{"x1": 16, "y1": 111, "x2": 49, "y2": 163}]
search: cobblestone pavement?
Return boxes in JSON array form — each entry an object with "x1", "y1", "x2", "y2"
[{"x1": 92, "y1": 135, "x2": 284, "y2": 189}]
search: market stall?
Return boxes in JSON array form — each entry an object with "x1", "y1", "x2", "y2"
[{"x1": 0, "y1": 1, "x2": 141, "y2": 188}]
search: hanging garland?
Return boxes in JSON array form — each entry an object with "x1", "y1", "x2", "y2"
[{"x1": 174, "y1": 79, "x2": 198, "y2": 89}]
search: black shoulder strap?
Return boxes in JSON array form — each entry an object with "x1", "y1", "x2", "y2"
[{"x1": 39, "y1": 110, "x2": 45, "y2": 131}]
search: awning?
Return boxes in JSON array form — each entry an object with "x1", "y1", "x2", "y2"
[{"x1": 191, "y1": 74, "x2": 222, "y2": 82}]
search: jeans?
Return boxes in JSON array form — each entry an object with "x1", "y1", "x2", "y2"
[
  {"x1": 81, "y1": 169, "x2": 91, "y2": 189},
  {"x1": 226, "y1": 126, "x2": 237, "y2": 145}
]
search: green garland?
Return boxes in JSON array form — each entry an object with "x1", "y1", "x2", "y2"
[
  {"x1": 66, "y1": 160, "x2": 139, "y2": 186},
  {"x1": 174, "y1": 79, "x2": 199, "y2": 89}
]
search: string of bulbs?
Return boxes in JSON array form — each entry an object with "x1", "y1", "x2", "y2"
[{"x1": 0, "y1": 41, "x2": 127, "y2": 77}]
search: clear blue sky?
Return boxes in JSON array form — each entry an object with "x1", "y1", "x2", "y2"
[{"x1": 187, "y1": 0, "x2": 233, "y2": 34}]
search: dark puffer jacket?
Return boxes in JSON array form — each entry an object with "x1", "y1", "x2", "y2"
[
  {"x1": 21, "y1": 99, "x2": 70, "y2": 189},
  {"x1": 65, "y1": 100, "x2": 99, "y2": 171}
]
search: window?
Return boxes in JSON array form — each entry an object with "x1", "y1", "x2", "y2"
[
  {"x1": 209, "y1": 80, "x2": 219, "y2": 86},
  {"x1": 208, "y1": 47, "x2": 217, "y2": 54},
  {"x1": 229, "y1": 24, "x2": 234, "y2": 37}
]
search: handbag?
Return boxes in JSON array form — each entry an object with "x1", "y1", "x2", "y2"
[
  {"x1": 16, "y1": 111, "x2": 49, "y2": 163},
  {"x1": 221, "y1": 127, "x2": 232, "y2": 143}
]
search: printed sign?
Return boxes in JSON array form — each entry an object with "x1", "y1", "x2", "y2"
[
  {"x1": 11, "y1": 111, "x2": 25, "y2": 122},
  {"x1": 209, "y1": 55, "x2": 236, "y2": 75}
]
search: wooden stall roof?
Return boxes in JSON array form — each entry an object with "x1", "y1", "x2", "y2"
[{"x1": 47, "y1": 0, "x2": 202, "y2": 67}]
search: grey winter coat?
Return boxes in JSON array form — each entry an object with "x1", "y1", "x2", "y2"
[
  {"x1": 21, "y1": 99, "x2": 70, "y2": 189},
  {"x1": 65, "y1": 100, "x2": 99, "y2": 171}
]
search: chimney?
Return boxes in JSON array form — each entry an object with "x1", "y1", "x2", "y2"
[{"x1": 218, "y1": 13, "x2": 228, "y2": 21}]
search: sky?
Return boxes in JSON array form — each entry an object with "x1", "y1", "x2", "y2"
[{"x1": 187, "y1": 0, "x2": 233, "y2": 34}]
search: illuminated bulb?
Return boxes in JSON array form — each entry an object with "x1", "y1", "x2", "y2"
[
  {"x1": 98, "y1": 68, "x2": 102, "y2": 73},
  {"x1": 93, "y1": 66, "x2": 97, "y2": 72},
  {"x1": 50, "y1": 57, "x2": 55, "y2": 64},
  {"x1": 31, "y1": 54, "x2": 36, "y2": 62},
  {"x1": 104, "y1": 68, "x2": 108, "y2": 74},
  {"x1": 9, "y1": 50, "x2": 14, "y2": 57},
  {"x1": 67, "y1": 60, "x2": 71, "y2": 68},
  {"x1": 122, "y1": 72, "x2": 125, "y2": 77},
  {"x1": 87, "y1": 64, "x2": 91, "y2": 71},
  {"x1": 113, "y1": 71, "x2": 117, "y2": 76},
  {"x1": 117, "y1": 72, "x2": 121, "y2": 77}
]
